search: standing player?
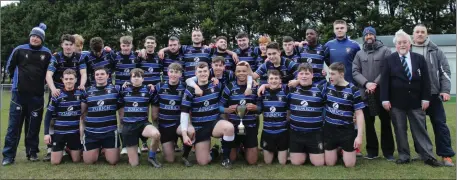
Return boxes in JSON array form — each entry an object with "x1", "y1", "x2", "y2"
[
  {"x1": 286, "y1": 63, "x2": 325, "y2": 166},
  {"x1": 114, "y1": 36, "x2": 138, "y2": 86},
  {"x1": 151, "y1": 63, "x2": 190, "y2": 165},
  {"x1": 323, "y1": 62, "x2": 365, "y2": 167},
  {"x1": 162, "y1": 36, "x2": 184, "y2": 82},
  {"x1": 137, "y1": 36, "x2": 163, "y2": 86},
  {"x1": 257, "y1": 70, "x2": 289, "y2": 165},
  {"x1": 179, "y1": 62, "x2": 235, "y2": 168},
  {"x1": 43, "y1": 69, "x2": 83, "y2": 165},
  {"x1": 221, "y1": 61, "x2": 259, "y2": 165},
  {"x1": 83, "y1": 37, "x2": 117, "y2": 86},
  {"x1": 119, "y1": 68, "x2": 162, "y2": 167},
  {"x1": 80, "y1": 67, "x2": 122, "y2": 165},
  {"x1": 234, "y1": 32, "x2": 260, "y2": 73},
  {"x1": 212, "y1": 36, "x2": 237, "y2": 72},
  {"x1": 296, "y1": 29, "x2": 326, "y2": 85},
  {"x1": 255, "y1": 35, "x2": 271, "y2": 65},
  {"x1": 281, "y1": 36, "x2": 300, "y2": 62}
]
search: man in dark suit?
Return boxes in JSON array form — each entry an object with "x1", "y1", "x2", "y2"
[{"x1": 380, "y1": 29, "x2": 441, "y2": 167}]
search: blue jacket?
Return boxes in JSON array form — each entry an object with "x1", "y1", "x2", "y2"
[{"x1": 324, "y1": 37, "x2": 361, "y2": 83}]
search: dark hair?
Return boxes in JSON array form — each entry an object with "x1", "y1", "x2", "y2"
[
  {"x1": 93, "y1": 67, "x2": 108, "y2": 74},
  {"x1": 216, "y1": 36, "x2": 227, "y2": 42},
  {"x1": 130, "y1": 68, "x2": 144, "y2": 78},
  {"x1": 267, "y1": 69, "x2": 281, "y2": 78},
  {"x1": 212, "y1": 56, "x2": 225, "y2": 65},
  {"x1": 60, "y1": 34, "x2": 75, "y2": 44},
  {"x1": 236, "y1": 32, "x2": 249, "y2": 39},
  {"x1": 90, "y1": 37, "x2": 104, "y2": 52},
  {"x1": 144, "y1": 36, "x2": 156, "y2": 42},
  {"x1": 282, "y1": 36, "x2": 294, "y2": 43},
  {"x1": 169, "y1": 36, "x2": 179, "y2": 41},
  {"x1": 195, "y1": 62, "x2": 209, "y2": 70},
  {"x1": 266, "y1": 42, "x2": 281, "y2": 51},
  {"x1": 297, "y1": 63, "x2": 314, "y2": 73},
  {"x1": 329, "y1": 62, "x2": 345, "y2": 74}
]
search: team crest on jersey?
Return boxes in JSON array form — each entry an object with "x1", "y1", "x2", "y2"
[
  {"x1": 124, "y1": 69, "x2": 130, "y2": 73},
  {"x1": 133, "y1": 102, "x2": 138, "y2": 107},
  {"x1": 75, "y1": 95, "x2": 80, "y2": 101},
  {"x1": 170, "y1": 100, "x2": 176, "y2": 106},
  {"x1": 278, "y1": 96, "x2": 282, "y2": 101},
  {"x1": 178, "y1": 91, "x2": 182, "y2": 96},
  {"x1": 106, "y1": 89, "x2": 111, "y2": 93},
  {"x1": 343, "y1": 93, "x2": 348, "y2": 99},
  {"x1": 312, "y1": 92, "x2": 317, "y2": 97},
  {"x1": 194, "y1": 57, "x2": 200, "y2": 62},
  {"x1": 316, "y1": 50, "x2": 320, "y2": 54},
  {"x1": 307, "y1": 58, "x2": 313, "y2": 63},
  {"x1": 346, "y1": 47, "x2": 351, "y2": 54},
  {"x1": 239, "y1": 99, "x2": 246, "y2": 105},
  {"x1": 67, "y1": 106, "x2": 73, "y2": 111},
  {"x1": 141, "y1": 93, "x2": 146, "y2": 97},
  {"x1": 333, "y1": 103, "x2": 339, "y2": 109},
  {"x1": 270, "y1": 106, "x2": 276, "y2": 112},
  {"x1": 148, "y1": 67, "x2": 154, "y2": 72},
  {"x1": 163, "y1": 89, "x2": 168, "y2": 94},
  {"x1": 97, "y1": 100, "x2": 104, "y2": 106},
  {"x1": 301, "y1": 100, "x2": 308, "y2": 107},
  {"x1": 25, "y1": 54, "x2": 29, "y2": 59},
  {"x1": 211, "y1": 88, "x2": 214, "y2": 93},
  {"x1": 204, "y1": 100, "x2": 210, "y2": 107},
  {"x1": 40, "y1": 55, "x2": 45, "y2": 61}
]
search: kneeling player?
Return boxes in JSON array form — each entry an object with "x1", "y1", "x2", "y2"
[
  {"x1": 44, "y1": 69, "x2": 83, "y2": 165},
  {"x1": 220, "y1": 61, "x2": 259, "y2": 165},
  {"x1": 80, "y1": 67, "x2": 122, "y2": 165},
  {"x1": 287, "y1": 63, "x2": 325, "y2": 166},
  {"x1": 120, "y1": 68, "x2": 162, "y2": 167},
  {"x1": 151, "y1": 63, "x2": 191, "y2": 165},
  {"x1": 179, "y1": 62, "x2": 235, "y2": 168},
  {"x1": 257, "y1": 70, "x2": 289, "y2": 165},
  {"x1": 323, "y1": 62, "x2": 364, "y2": 168}
]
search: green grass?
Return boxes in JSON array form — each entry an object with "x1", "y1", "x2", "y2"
[{"x1": 0, "y1": 92, "x2": 456, "y2": 179}]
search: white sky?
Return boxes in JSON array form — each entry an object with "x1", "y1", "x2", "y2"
[{"x1": 1, "y1": 1, "x2": 19, "y2": 7}]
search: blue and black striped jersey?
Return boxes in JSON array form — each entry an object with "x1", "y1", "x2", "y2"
[
  {"x1": 84, "y1": 50, "x2": 117, "y2": 86},
  {"x1": 44, "y1": 89, "x2": 84, "y2": 135},
  {"x1": 258, "y1": 85, "x2": 289, "y2": 134},
  {"x1": 296, "y1": 44, "x2": 326, "y2": 84},
  {"x1": 81, "y1": 84, "x2": 123, "y2": 133},
  {"x1": 181, "y1": 82, "x2": 222, "y2": 130},
  {"x1": 255, "y1": 57, "x2": 298, "y2": 85},
  {"x1": 288, "y1": 84, "x2": 325, "y2": 132},
  {"x1": 235, "y1": 47, "x2": 259, "y2": 72},
  {"x1": 162, "y1": 51, "x2": 184, "y2": 82},
  {"x1": 120, "y1": 85, "x2": 153, "y2": 123},
  {"x1": 324, "y1": 82, "x2": 365, "y2": 127},
  {"x1": 220, "y1": 81, "x2": 258, "y2": 128},
  {"x1": 181, "y1": 45, "x2": 214, "y2": 79},
  {"x1": 47, "y1": 52, "x2": 86, "y2": 89},
  {"x1": 152, "y1": 81, "x2": 186, "y2": 128},
  {"x1": 212, "y1": 51, "x2": 236, "y2": 72},
  {"x1": 114, "y1": 51, "x2": 137, "y2": 86},
  {"x1": 137, "y1": 52, "x2": 163, "y2": 86}
]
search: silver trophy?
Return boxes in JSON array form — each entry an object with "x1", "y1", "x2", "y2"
[{"x1": 236, "y1": 105, "x2": 247, "y2": 135}]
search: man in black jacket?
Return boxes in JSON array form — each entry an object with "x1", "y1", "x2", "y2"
[{"x1": 380, "y1": 29, "x2": 441, "y2": 167}]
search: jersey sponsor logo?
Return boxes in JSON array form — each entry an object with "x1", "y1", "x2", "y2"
[
  {"x1": 239, "y1": 99, "x2": 246, "y2": 105},
  {"x1": 270, "y1": 106, "x2": 276, "y2": 112},
  {"x1": 97, "y1": 100, "x2": 104, "y2": 106},
  {"x1": 197, "y1": 103, "x2": 217, "y2": 112},
  {"x1": 264, "y1": 112, "x2": 283, "y2": 117},
  {"x1": 124, "y1": 68, "x2": 130, "y2": 73},
  {"x1": 194, "y1": 57, "x2": 200, "y2": 62},
  {"x1": 301, "y1": 100, "x2": 308, "y2": 107},
  {"x1": 169, "y1": 100, "x2": 176, "y2": 106},
  {"x1": 333, "y1": 102, "x2": 339, "y2": 109},
  {"x1": 204, "y1": 100, "x2": 210, "y2": 107},
  {"x1": 346, "y1": 47, "x2": 351, "y2": 53},
  {"x1": 307, "y1": 58, "x2": 313, "y2": 63},
  {"x1": 125, "y1": 107, "x2": 144, "y2": 112},
  {"x1": 343, "y1": 93, "x2": 348, "y2": 99},
  {"x1": 67, "y1": 106, "x2": 74, "y2": 111},
  {"x1": 326, "y1": 107, "x2": 345, "y2": 116},
  {"x1": 148, "y1": 67, "x2": 154, "y2": 72},
  {"x1": 133, "y1": 102, "x2": 138, "y2": 107}
]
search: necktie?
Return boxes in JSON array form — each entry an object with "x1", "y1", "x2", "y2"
[{"x1": 401, "y1": 55, "x2": 412, "y2": 80}]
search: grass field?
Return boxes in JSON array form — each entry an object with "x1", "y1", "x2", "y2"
[{"x1": 0, "y1": 91, "x2": 456, "y2": 179}]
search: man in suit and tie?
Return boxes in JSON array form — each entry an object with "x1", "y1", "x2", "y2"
[{"x1": 380, "y1": 29, "x2": 441, "y2": 167}]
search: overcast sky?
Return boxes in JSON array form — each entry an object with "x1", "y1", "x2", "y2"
[{"x1": 1, "y1": 1, "x2": 19, "y2": 7}]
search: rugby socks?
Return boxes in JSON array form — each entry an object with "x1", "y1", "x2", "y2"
[
  {"x1": 221, "y1": 135, "x2": 235, "y2": 160},
  {"x1": 148, "y1": 151, "x2": 156, "y2": 159},
  {"x1": 182, "y1": 144, "x2": 192, "y2": 158}
]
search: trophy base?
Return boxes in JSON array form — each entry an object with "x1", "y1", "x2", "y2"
[{"x1": 237, "y1": 129, "x2": 245, "y2": 135}]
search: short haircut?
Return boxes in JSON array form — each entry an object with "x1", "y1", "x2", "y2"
[
  {"x1": 73, "y1": 34, "x2": 84, "y2": 45},
  {"x1": 90, "y1": 37, "x2": 104, "y2": 52},
  {"x1": 62, "y1": 68, "x2": 77, "y2": 78},
  {"x1": 236, "y1": 32, "x2": 249, "y2": 39},
  {"x1": 169, "y1": 36, "x2": 179, "y2": 41},
  {"x1": 267, "y1": 69, "x2": 281, "y2": 78},
  {"x1": 195, "y1": 62, "x2": 209, "y2": 70},
  {"x1": 297, "y1": 63, "x2": 314, "y2": 73},
  {"x1": 168, "y1": 62, "x2": 183, "y2": 73},
  {"x1": 333, "y1": 20, "x2": 347, "y2": 26},
  {"x1": 215, "y1": 36, "x2": 227, "y2": 42},
  {"x1": 414, "y1": 23, "x2": 427, "y2": 28},
  {"x1": 393, "y1": 29, "x2": 412, "y2": 44},
  {"x1": 306, "y1": 28, "x2": 318, "y2": 34},
  {"x1": 120, "y1": 35, "x2": 133, "y2": 44},
  {"x1": 130, "y1": 68, "x2": 144, "y2": 77},
  {"x1": 192, "y1": 29, "x2": 202, "y2": 34},
  {"x1": 266, "y1": 42, "x2": 281, "y2": 51},
  {"x1": 212, "y1": 56, "x2": 225, "y2": 65},
  {"x1": 93, "y1": 66, "x2": 108, "y2": 74},
  {"x1": 60, "y1": 34, "x2": 75, "y2": 44},
  {"x1": 329, "y1": 62, "x2": 345, "y2": 74},
  {"x1": 258, "y1": 36, "x2": 271, "y2": 44},
  {"x1": 235, "y1": 61, "x2": 252, "y2": 72},
  {"x1": 144, "y1": 36, "x2": 156, "y2": 42},
  {"x1": 282, "y1": 36, "x2": 294, "y2": 43}
]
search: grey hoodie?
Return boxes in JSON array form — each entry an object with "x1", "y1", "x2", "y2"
[{"x1": 352, "y1": 40, "x2": 392, "y2": 99}]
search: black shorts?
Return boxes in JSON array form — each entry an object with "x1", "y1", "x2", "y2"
[
  {"x1": 194, "y1": 120, "x2": 219, "y2": 144},
  {"x1": 323, "y1": 124, "x2": 356, "y2": 152},
  {"x1": 289, "y1": 130, "x2": 324, "y2": 154},
  {"x1": 232, "y1": 126, "x2": 258, "y2": 149},
  {"x1": 261, "y1": 131, "x2": 288, "y2": 152},
  {"x1": 159, "y1": 125, "x2": 179, "y2": 144},
  {"x1": 122, "y1": 121, "x2": 152, "y2": 147},
  {"x1": 82, "y1": 130, "x2": 120, "y2": 151},
  {"x1": 51, "y1": 133, "x2": 81, "y2": 152}
]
